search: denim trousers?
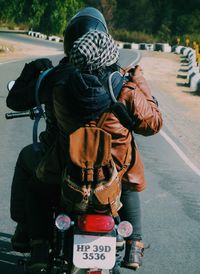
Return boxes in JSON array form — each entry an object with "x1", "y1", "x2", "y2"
[
  {"x1": 10, "y1": 144, "x2": 42, "y2": 223},
  {"x1": 119, "y1": 189, "x2": 142, "y2": 241}
]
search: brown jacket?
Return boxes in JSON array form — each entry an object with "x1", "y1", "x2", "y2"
[
  {"x1": 102, "y1": 74, "x2": 163, "y2": 191},
  {"x1": 36, "y1": 73, "x2": 163, "y2": 192}
]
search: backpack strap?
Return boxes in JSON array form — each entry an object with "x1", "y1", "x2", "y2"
[
  {"x1": 96, "y1": 110, "x2": 132, "y2": 218},
  {"x1": 101, "y1": 71, "x2": 136, "y2": 131},
  {"x1": 110, "y1": 102, "x2": 135, "y2": 130},
  {"x1": 33, "y1": 68, "x2": 53, "y2": 152},
  {"x1": 96, "y1": 112, "x2": 110, "y2": 128}
]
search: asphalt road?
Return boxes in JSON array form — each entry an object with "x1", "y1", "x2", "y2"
[
  {"x1": 0, "y1": 34, "x2": 200, "y2": 274},
  {"x1": 0, "y1": 32, "x2": 64, "y2": 50}
]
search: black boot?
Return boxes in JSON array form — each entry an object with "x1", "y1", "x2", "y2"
[
  {"x1": 27, "y1": 239, "x2": 50, "y2": 272},
  {"x1": 111, "y1": 240, "x2": 124, "y2": 274},
  {"x1": 11, "y1": 223, "x2": 30, "y2": 252},
  {"x1": 122, "y1": 240, "x2": 145, "y2": 270},
  {"x1": 111, "y1": 265, "x2": 121, "y2": 274}
]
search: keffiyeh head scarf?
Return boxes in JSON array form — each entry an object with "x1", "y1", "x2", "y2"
[{"x1": 69, "y1": 30, "x2": 119, "y2": 71}]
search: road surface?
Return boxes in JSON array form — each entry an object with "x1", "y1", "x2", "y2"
[{"x1": 0, "y1": 33, "x2": 200, "y2": 274}]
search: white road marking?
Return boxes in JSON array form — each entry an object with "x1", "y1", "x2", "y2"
[{"x1": 160, "y1": 129, "x2": 200, "y2": 177}]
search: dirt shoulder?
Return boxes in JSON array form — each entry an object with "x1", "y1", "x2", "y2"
[
  {"x1": 0, "y1": 37, "x2": 61, "y2": 62},
  {"x1": 140, "y1": 51, "x2": 200, "y2": 167}
]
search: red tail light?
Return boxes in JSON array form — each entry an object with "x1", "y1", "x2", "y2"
[
  {"x1": 87, "y1": 271, "x2": 101, "y2": 274},
  {"x1": 78, "y1": 214, "x2": 115, "y2": 233}
]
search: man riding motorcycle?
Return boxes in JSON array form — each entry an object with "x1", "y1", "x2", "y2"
[
  {"x1": 7, "y1": 7, "x2": 163, "y2": 272},
  {"x1": 7, "y1": 6, "x2": 109, "y2": 251}
]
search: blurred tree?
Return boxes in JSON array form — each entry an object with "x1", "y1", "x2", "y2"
[
  {"x1": 0, "y1": 0, "x2": 24, "y2": 23},
  {"x1": 39, "y1": 0, "x2": 84, "y2": 35},
  {"x1": 115, "y1": 0, "x2": 155, "y2": 33},
  {"x1": 84, "y1": 0, "x2": 117, "y2": 29},
  {"x1": 39, "y1": 0, "x2": 66, "y2": 35},
  {"x1": 20, "y1": 0, "x2": 46, "y2": 29},
  {"x1": 157, "y1": 24, "x2": 171, "y2": 42},
  {"x1": 1, "y1": 0, "x2": 200, "y2": 42},
  {"x1": 151, "y1": 0, "x2": 173, "y2": 33},
  {"x1": 65, "y1": 0, "x2": 85, "y2": 23},
  {"x1": 175, "y1": 10, "x2": 200, "y2": 35}
]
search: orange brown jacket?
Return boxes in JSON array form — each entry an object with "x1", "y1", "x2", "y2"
[
  {"x1": 36, "y1": 71, "x2": 163, "y2": 192},
  {"x1": 102, "y1": 74, "x2": 163, "y2": 192}
]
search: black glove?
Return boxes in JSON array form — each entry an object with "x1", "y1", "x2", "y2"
[
  {"x1": 20, "y1": 58, "x2": 53, "y2": 82},
  {"x1": 59, "y1": 57, "x2": 68, "y2": 64},
  {"x1": 30, "y1": 58, "x2": 53, "y2": 71}
]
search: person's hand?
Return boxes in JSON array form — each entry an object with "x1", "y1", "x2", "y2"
[
  {"x1": 129, "y1": 65, "x2": 143, "y2": 77},
  {"x1": 20, "y1": 58, "x2": 53, "y2": 82},
  {"x1": 29, "y1": 58, "x2": 53, "y2": 72}
]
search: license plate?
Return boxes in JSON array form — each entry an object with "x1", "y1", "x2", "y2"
[{"x1": 73, "y1": 234, "x2": 116, "y2": 269}]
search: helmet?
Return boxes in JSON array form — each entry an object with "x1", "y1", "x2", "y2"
[{"x1": 64, "y1": 7, "x2": 108, "y2": 55}]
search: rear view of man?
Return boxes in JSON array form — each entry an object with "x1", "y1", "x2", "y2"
[{"x1": 7, "y1": 7, "x2": 163, "y2": 272}]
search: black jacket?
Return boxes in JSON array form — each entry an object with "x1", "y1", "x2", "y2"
[{"x1": 6, "y1": 59, "x2": 122, "y2": 151}]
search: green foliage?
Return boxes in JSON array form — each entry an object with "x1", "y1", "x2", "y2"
[
  {"x1": 179, "y1": 34, "x2": 200, "y2": 48},
  {"x1": 0, "y1": 0, "x2": 22, "y2": 22},
  {"x1": 0, "y1": 0, "x2": 84, "y2": 36},
  {"x1": 65, "y1": 0, "x2": 85, "y2": 22},
  {"x1": 38, "y1": 0, "x2": 66, "y2": 35},
  {"x1": 23, "y1": 0, "x2": 46, "y2": 30},
  {"x1": 7, "y1": 22, "x2": 16, "y2": 30},
  {"x1": 175, "y1": 10, "x2": 200, "y2": 35},
  {"x1": 116, "y1": 0, "x2": 155, "y2": 33},
  {"x1": 111, "y1": 29, "x2": 157, "y2": 43},
  {"x1": 0, "y1": 0, "x2": 200, "y2": 44},
  {"x1": 84, "y1": 0, "x2": 117, "y2": 29},
  {"x1": 157, "y1": 24, "x2": 171, "y2": 43},
  {"x1": 40, "y1": 0, "x2": 84, "y2": 35}
]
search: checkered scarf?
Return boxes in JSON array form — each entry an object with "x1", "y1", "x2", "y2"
[{"x1": 69, "y1": 30, "x2": 119, "y2": 71}]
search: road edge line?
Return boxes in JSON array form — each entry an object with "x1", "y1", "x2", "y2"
[{"x1": 160, "y1": 129, "x2": 200, "y2": 177}]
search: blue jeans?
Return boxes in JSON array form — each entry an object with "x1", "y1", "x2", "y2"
[{"x1": 119, "y1": 189, "x2": 142, "y2": 241}]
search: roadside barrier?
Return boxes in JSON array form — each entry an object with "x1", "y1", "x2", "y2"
[
  {"x1": 28, "y1": 31, "x2": 63, "y2": 42},
  {"x1": 117, "y1": 41, "x2": 171, "y2": 52},
  {"x1": 187, "y1": 65, "x2": 199, "y2": 81},
  {"x1": 122, "y1": 43, "x2": 132, "y2": 49},
  {"x1": 176, "y1": 45, "x2": 200, "y2": 92},
  {"x1": 27, "y1": 30, "x2": 173, "y2": 53},
  {"x1": 117, "y1": 41, "x2": 124, "y2": 49},
  {"x1": 120, "y1": 42, "x2": 140, "y2": 50},
  {"x1": 190, "y1": 72, "x2": 200, "y2": 91},
  {"x1": 188, "y1": 51, "x2": 194, "y2": 59},
  {"x1": 154, "y1": 43, "x2": 171, "y2": 52},
  {"x1": 27, "y1": 30, "x2": 200, "y2": 91},
  {"x1": 188, "y1": 57, "x2": 197, "y2": 67},
  {"x1": 180, "y1": 47, "x2": 186, "y2": 54},
  {"x1": 131, "y1": 43, "x2": 139, "y2": 50},
  {"x1": 48, "y1": 35, "x2": 61, "y2": 42},
  {"x1": 139, "y1": 43, "x2": 154, "y2": 50},
  {"x1": 182, "y1": 47, "x2": 193, "y2": 57},
  {"x1": 175, "y1": 46, "x2": 185, "y2": 54}
]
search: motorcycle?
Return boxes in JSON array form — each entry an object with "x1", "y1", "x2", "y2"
[
  {"x1": 6, "y1": 80, "x2": 133, "y2": 274},
  {"x1": 47, "y1": 211, "x2": 132, "y2": 274}
]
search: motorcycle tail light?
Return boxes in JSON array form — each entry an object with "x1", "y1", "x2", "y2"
[
  {"x1": 87, "y1": 270, "x2": 101, "y2": 274},
  {"x1": 117, "y1": 221, "x2": 133, "y2": 238},
  {"x1": 78, "y1": 214, "x2": 115, "y2": 233},
  {"x1": 55, "y1": 214, "x2": 71, "y2": 231}
]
